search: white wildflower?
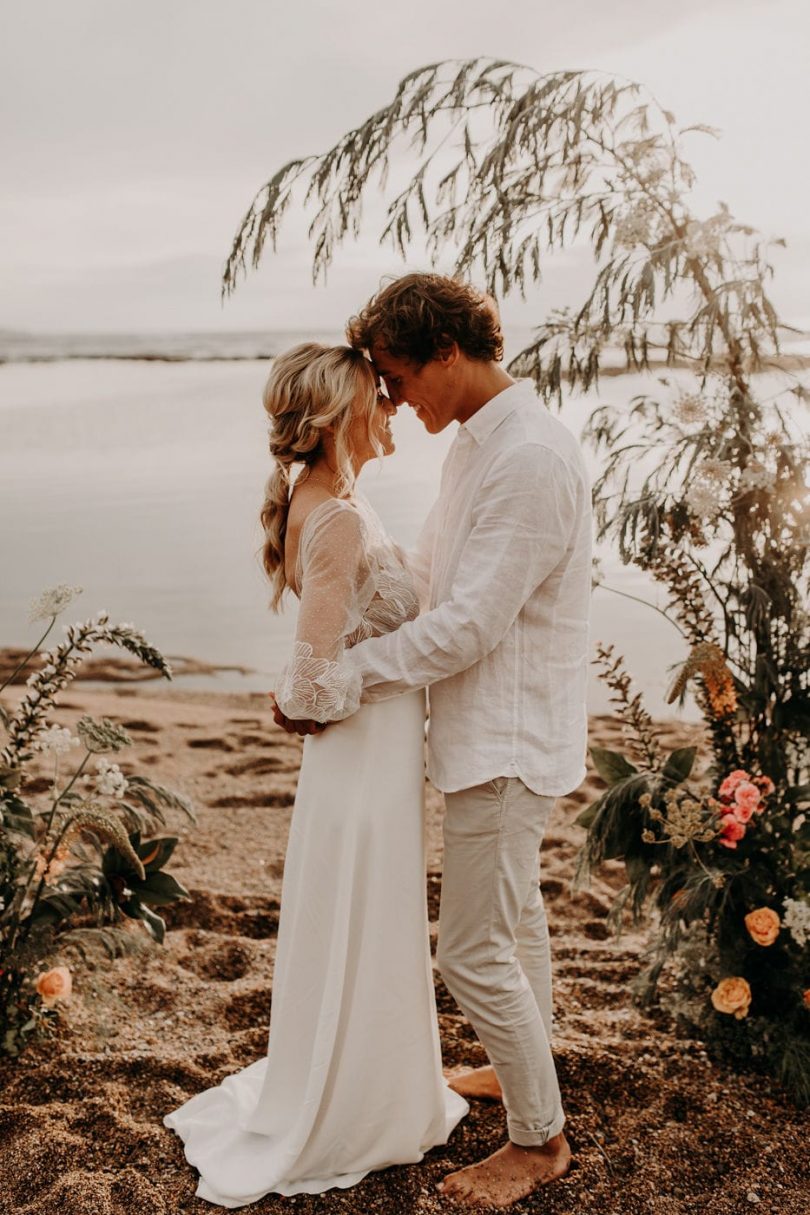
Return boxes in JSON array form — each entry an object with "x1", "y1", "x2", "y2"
[
  {"x1": 699, "y1": 458, "x2": 733, "y2": 482},
  {"x1": 674, "y1": 392, "x2": 707, "y2": 426},
  {"x1": 782, "y1": 897, "x2": 810, "y2": 948},
  {"x1": 33, "y1": 724, "x2": 80, "y2": 756},
  {"x1": 29, "y1": 584, "x2": 83, "y2": 623},
  {"x1": 94, "y1": 757, "x2": 128, "y2": 799},
  {"x1": 738, "y1": 461, "x2": 776, "y2": 492},
  {"x1": 685, "y1": 481, "x2": 722, "y2": 520}
]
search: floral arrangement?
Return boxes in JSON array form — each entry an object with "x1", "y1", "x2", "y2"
[
  {"x1": 574, "y1": 636, "x2": 809, "y2": 1105},
  {"x1": 0, "y1": 586, "x2": 194, "y2": 1056}
]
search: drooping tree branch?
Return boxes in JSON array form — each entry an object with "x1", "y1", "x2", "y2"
[{"x1": 223, "y1": 57, "x2": 784, "y2": 403}]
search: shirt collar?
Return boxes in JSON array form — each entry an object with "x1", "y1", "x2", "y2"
[{"x1": 458, "y1": 380, "x2": 534, "y2": 446}]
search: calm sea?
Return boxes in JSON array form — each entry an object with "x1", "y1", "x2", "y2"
[{"x1": 0, "y1": 328, "x2": 706, "y2": 720}]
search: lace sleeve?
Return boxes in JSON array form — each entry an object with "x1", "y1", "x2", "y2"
[{"x1": 275, "y1": 500, "x2": 376, "y2": 722}]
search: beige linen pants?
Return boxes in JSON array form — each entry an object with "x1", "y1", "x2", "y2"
[{"x1": 436, "y1": 776, "x2": 565, "y2": 1147}]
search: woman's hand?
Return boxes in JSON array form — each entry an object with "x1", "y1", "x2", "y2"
[{"x1": 269, "y1": 693, "x2": 328, "y2": 736}]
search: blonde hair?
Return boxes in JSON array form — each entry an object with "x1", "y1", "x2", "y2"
[{"x1": 260, "y1": 342, "x2": 380, "y2": 610}]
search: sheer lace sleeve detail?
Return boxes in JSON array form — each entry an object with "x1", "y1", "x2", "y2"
[{"x1": 275, "y1": 500, "x2": 376, "y2": 722}]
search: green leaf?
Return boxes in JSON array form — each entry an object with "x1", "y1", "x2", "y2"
[
  {"x1": 137, "y1": 903, "x2": 166, "y2": 944},
  {"x1": 131, "y1": 870, "x2": 190, "y2": 907},
  {"x1": 574, "y1": 801, "x2": 600, "y2": 829},
  {"x1": 136, "y1": 835, "x2": 179, "y2": 873},
  {"x1": 29, "y1": 890, "x2": 83, "y2": 924},
  {"x1": 590, "y1": 746, "x2": 638, "y2": 786},
  {"x1": 121, "y1": 896, "x2": 166, "y2": 944},
  {"x1": 0, "y1": 792, "x2": 35, "y2": 838},
  {"x1": 584, "y1": 773, "x2": 652, "y2": 862},
  {"x1": 662, "y1": 746, "x2": 697, "y2": 785}
]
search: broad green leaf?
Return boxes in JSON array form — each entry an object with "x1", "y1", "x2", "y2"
[
  {"x1": 574, "y1": 802, "x2": 600, "y2": 829},
  {"x1": 661, "y1": 747, "x2": 697, "y2": 785},
  {"x1": 136, "y1": 835, "x2": 178, "y2": 873},
  {"x1": 590, "y1": 746, "x2": 638, "y2": 786},
  {"x1": 133, "y1": 870, "x2": 190, "y2": 907}
]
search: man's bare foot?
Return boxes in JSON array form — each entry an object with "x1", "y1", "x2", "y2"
[
  {"x1": 443, "y1": 1065, "x2": 503, "y2": 1102},
  {"x1": 437, "y1": 1133, "x2": 572, "y2": 1208}
]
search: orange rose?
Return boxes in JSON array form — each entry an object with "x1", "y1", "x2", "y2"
[
  {"x1": 803, "y1": 990, "x2": 810, "y2": 1010},
  {"x1": 711, "y1": 976, "x2": 752, "y2": 1019},
  {"x1": 744, "y1": 907, "x2": 781, "y2": 947},
  {"x1": 34, "y1": 965, "x2": 72, "y2": 1007}
]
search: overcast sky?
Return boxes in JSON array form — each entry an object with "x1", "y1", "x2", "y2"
[{"x1": 1, "y1": 0, "x2": 808, "y2": 333}]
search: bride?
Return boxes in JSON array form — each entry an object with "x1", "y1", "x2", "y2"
[{"x1": 164, "y1": 342, "x2": 468, "y2": 1206}]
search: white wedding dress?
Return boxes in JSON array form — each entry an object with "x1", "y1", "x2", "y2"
[{"x1": 164, "y1": 495, "x2": 468, "y2": 1207}]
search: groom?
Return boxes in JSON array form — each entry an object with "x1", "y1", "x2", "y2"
[{"x1": 275, "y1": 273, "x2": 591, "y2": 1208}]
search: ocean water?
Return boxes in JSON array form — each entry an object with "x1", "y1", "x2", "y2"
[{"x1": 0, "y1": 331, "x2": 706, "y2": 721}]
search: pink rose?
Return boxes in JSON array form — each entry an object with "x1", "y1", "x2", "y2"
[
  {"x1": 732, "y1": 799, "x2": 755, "y2": 823},
  {"x1": 718, "y1": 770, "x2": 751, "y2": 800},
  {"x1": 718, "y1": 813, "x2": 746, "y2": 849},
  {"x1": 753, "y1": 775, "x2": 775, "y2": 799},
  {"x1": 734, "y1": 782, "x2": 761, "y2": 817}
]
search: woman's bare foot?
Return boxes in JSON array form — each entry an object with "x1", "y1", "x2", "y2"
[
  {"x1": 443, "y1": 1064, "x2": 503, "y2": 1102},
  {"x1": 437, "y1": 1132, "x2": 572, "y2": 1208}
]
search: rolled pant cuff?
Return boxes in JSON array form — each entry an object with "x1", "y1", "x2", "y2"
[{"x1": 508, "y1": 1109, "x2": 566, "y2": 1147}]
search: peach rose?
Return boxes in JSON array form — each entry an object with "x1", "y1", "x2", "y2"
[
  {"x1": 744, "y1": 907, "x2": 781, "y2": 947},
  {"x1": 34, "y1": 966, "x2": 72, "y2": 1007},
  {"x1": 732, "y1": 799, "x2": 756, "y2": 824},
  {"x1": 711, "y1": 976, "x2": 752, "y2": 1019},
  {"x1": 718, "y1": 769, "x2": 750, "y2": 799},
  {"x1": 718, "y1": 813, "x2": 746, "y2": 848}
]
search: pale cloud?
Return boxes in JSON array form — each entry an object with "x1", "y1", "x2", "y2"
[{"x1": 1, "y1": 0, "x2": 806, "y2": 332}]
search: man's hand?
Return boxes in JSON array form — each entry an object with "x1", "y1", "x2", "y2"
[{"x1": 269, "y1": 693, "x2": 328, "y2": 737}]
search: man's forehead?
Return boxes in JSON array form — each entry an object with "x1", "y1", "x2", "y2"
[{"x1": 369, "y1": 345, "x2": 407, "y2": 375}]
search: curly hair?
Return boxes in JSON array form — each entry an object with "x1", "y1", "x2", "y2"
[
  {"x1": 346, "y1": 273, "x2": 504, "y2": 365},
  {"x1": 260, "y1": 343, "x2": 379, "y2": 611}
]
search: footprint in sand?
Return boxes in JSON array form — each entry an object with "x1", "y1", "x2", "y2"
[
  {"x1": 208, "y1": 792, "x2": 294, "y2": 809},
  {"x1": 178, "y1": 939, "x2": 254, "y2": 982},
  {"x1": 224, "y1": 986, "x2": 273, "y2": 1031},
  {"x1": 224, "y1": 756, "x2": 289, "y2": 776},
  {"x1": 186, "y1": 738, "x2": 236, "y2": 751}
]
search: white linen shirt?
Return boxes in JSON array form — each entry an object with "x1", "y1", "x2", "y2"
[{"x1": 344, "y1": 379, "x2": 593, "y2": 796}]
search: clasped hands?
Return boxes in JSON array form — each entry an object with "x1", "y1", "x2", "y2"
[{"x1": 270, "y1": 693, "x2": 328, "y2": 737}]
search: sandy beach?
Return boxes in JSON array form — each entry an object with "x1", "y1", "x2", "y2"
[{"x1": 0, "y1": 679, "x2": 806, "y2": 1215}]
